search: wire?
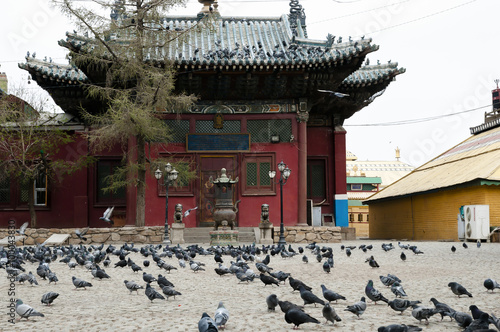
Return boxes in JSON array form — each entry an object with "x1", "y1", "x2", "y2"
[{"x1": 344, "y1": 105, "x2": 490, "y2": 127}]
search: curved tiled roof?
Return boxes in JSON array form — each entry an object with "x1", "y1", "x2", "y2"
[
  {"x1": 18, "y1": 58, "x2": 88, "y2": 85},
  {"x1": 341, "y1": 62, "x2": 406, "y2": 89},
  {"x1": 58, "y1": 14, "x2": 378, "y2": 70}
]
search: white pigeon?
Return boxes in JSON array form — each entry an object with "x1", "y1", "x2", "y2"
[
  {"x1": 99, "y1": 206, "x2": 115, "y2": 224},
  {"x1": 317, "y1": 89, "x2": 350, "y2": 98},
  {"x1": 184, "y1": 206, "x2": 198, "y2": 217},
  {"x1": 16, "y1": 221, "x2": 29, "y2": 236},
  {"x1": 214, "y1": 301, "x2": 229, "y2": 328},
  {"x1": 16, "y1": 299, "x2": 44, "y2": 320}
]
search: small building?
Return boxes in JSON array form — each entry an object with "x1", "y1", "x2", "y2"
[
  {"x1": 346, "y1": 173, "x2": 381, "y2": 237},
  {"x1": 364, "y1": 88, "x2": 500, "y2": 241}
]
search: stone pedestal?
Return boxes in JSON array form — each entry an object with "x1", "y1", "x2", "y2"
[
  {"x1": 258, "y1": 222, "x2": 274, "y2": 245},
  {"x1": 209, "y1": 229, "x2": 238, "y2": 246},
  {"x1": 170, "y1": 223, "x2": 185, "y2": 244}
]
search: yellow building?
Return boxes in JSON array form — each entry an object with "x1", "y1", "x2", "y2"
[
  {"x1": 346, "y1": 151, "x2": 414, "y2": 237},
  {"x1": 364, "y1": 123, "x2": 500, "y2": 241}
]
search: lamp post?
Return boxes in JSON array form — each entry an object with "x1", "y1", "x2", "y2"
[
  {"x1": 269, "y1": 160, "x2": 291, "y2": 247},
  {"x1": 155, "y1": 163, "x2": 178, "y2": 245}
]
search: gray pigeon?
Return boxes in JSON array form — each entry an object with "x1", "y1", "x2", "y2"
[
  {"x1": 444, "y1": 310, "x2": 473, "y2": 328},
  {"x1": 411, "y1": 305, "x2": 437, "y2": 324},
  {"x1": 198, "y1": 312, "x2": 218, "y2": 332},
  {"x1": 378, "y1": 324, "x2": 423, "y2": 332},
  {"x1": 99, "y1": 206, "x2": 114, "y2": 224},
  {"x1": 345, "y1": 297, "x2": 367, "y2": 318},
  {"x1": 484, "y1": 278, "x2": 500, "y2": 292},
  {"x1": 391, "y1": 282, "x2": 407, "y2": 297},
  {"x1": 464, "y1": 313, "x2": 490, "y2": 332},
  {"x1": 124, "y1": 280, "x2": 144, "y2": 294},
  {"x1": 278, "y1": 300, "x2": 304, "y2": 314},
  {"x1": 448, "y1": 282, "x2": 473, "y2": 297},
  {"x1": 145, "y1": 283, "x2": 165, "y2": 302},
  {"x1": 299, "y1": 285, "x2": 325, "y2": 307},
  {"x1": 284, "y1": 308, "x2": 320, "y2": 329},
  {"x1": 41, "y1": 292, "x2": 59, "y2": 306},
  {"x1": 430, "y1": 297, "x2": 455, "y2": 321},
  {"x1": 266, "y1": 294, "x2": 279, "y2": 311},
  {"x1": 16, "y1": 221, "x2": 29, "y2": 236},
  {"x1": 161, "y1": 286, "x2": 182, "y2": 300},
  {"x1": 72, "y1": 276, "x2": 92, "y2": 289},
  {"x1": 214, "y1": 301, "x2": 229, "y2": 328},
  {"x1": 322, "y1": 303, "x2": 342, "y2": 325},
  {"x1": 388, "y1": 299, "x2": 421, "y2": 314},
  {"x1": 365, "y1": 279, "x2": 389, "y2": 304},
  {"x1": 75, "y1": 227, "x2": 89, "y2": 242},
  {"x1": 490, "y1": 313, "x2": 500, "y2": 331},
  {"x1": 320, "y1": 284, "x2": 346, "y2": 303},
  {"x1": 16, "y1": 299, "x2": 44, "y2": 320}
]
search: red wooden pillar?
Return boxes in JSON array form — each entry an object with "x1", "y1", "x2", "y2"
[
  {"x1": 297, "y1": 118, "x2": 308, "y2": 225},
  {"x1": 126, "y1": 135, "x2": 137, "y2": 225},
  {"x1": 333, "y1": 125, "x2": 348, "y2": 227}
]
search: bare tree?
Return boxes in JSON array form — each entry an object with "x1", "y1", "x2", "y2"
[{"x1": 53, "y1": 0, "x2": 202, "y2": 226}]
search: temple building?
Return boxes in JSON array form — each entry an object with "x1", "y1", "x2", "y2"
[{"x1": 9, "y1": 0, "x2": 404, "y2": 230}]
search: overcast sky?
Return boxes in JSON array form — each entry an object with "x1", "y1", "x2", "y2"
[{"x1": 1, "y1": 0, "x2": 499, "y2": 167}]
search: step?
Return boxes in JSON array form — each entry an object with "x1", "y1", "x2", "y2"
[{"x1": 182, "y1": 227, "x2": 256, "y2": 244}]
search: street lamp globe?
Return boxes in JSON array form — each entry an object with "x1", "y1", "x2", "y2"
[
  {"x1": 277, "y1": 160, "x2": 286, "y2": 172},
  {"x1": 283, "y1": 167, "x2": 291, "y2": 180},
  {"x1": 165, "y1": 162, "x2": 172, "y2": 173},
  {"x1": 268, "y1": 170, "x2": 276, "y2": 179},
  {"x1": 169, "y1": 168, "x2": 178, "y2": 181},
  {"x1": 154, "y1": 168, "x2": 162, "y2": 180}
]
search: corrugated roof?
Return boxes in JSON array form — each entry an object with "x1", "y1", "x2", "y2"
[
  {"x1": 347, "y1": 176, "x2": 382, "y2": 184},
  {"x1": 364, "y1": 126, "x2": 500, "y2": 203}
]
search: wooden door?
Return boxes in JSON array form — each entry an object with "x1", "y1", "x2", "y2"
[{"x1": 199, "y1": 155, "x2": 237, "y2": 227}]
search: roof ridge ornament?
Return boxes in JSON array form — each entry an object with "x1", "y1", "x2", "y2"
[
  {"x1": 289, "y1": 0, "x2": 307, "y2": 38},
  {"x1": 198, "y1": 0, "x2": 218, "y2": 15}
]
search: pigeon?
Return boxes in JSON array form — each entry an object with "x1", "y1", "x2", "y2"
[
  {"x1": 490, "y1": 313, "x2": 500, "y2": 331},
  {"x1": 477, "y1": 239, "x2": 481, "y2": 248},
  {"x1": 444, "y1": 310, "x2": 473, "y2": 328},
  {"x1": 289, "y1": 276, "x2": 312, "y2": 292},
  {"x1": 157, "y1": 274, "x2": 174, "y2": 288},
  {"x1": 259, "y1": 273, "x2": 279, "y2": 287},
  {"x1": 322, "y1": 261, "x2": 331, "y2": 273},
  {"x1": 92, "y1": 267, "x2": 110, "y2": 280},
  {"x1": 41, "y1": 292, "x2": 59, "y2": 306},
  {"x1": 344, "y1": 297, "x2": 367, "y2": 318},
  {"x1": 365, "y1": 279, "x2": 389, "y2": 304},
  {"x1": 16, "y1": 299, "x2": 44, "y2": 320},
  {"x1": 198, "y1": 312, "x2": 218, "y2": 332},
  {"x1": 48, "y1": 272, "x2": 59, "y2": 284},
  {"x1": 266, "y1": 294, "x2": 279, "y2": 311},
  {"x1": 124, "y1": 280, "x2": 144, "y2": 294},
  {"x1": 143, "y1": 272, "x2": 157, "y2": 283},
  {"x1": 448, "y1": 282, "x2": 473, "y2": 297},
  {"x1": 366, "y1": 256, "x2": 380, "y2": 268},
  {"x1": 184, "y1": 206, "x2": 198, "y2": 217},
  {"x1": 284, "y1": 308, "x2": 320, "y2": 329},
  {"x1": 278, "y1": 300, "x2": 304, "y2": 314},
  {"x1": 16, "y1": 221, "x2": 29, "y2": 237},
  {"x1": 145, "y1": 283, "x2": 165, "y2": 302},
  {"x1": 411, "y1": 305, "x2": 437, "y2": 324},
  {"x1": 483, "y1": 278, "x2": 500, "y2": 292},
  {"x1": 429, "y1": 297, "x2": 455, "y2": 321},
  {"x1": 451, "y1": 245, "x2": 456, "y2": 253},
  {"x1": 99, "y1": 206, "x2": 114, "y2": 224},
  {"x1": 469, "y1": 305, "x2": 488, "y2": 320},
  {"x1": 214, "y1": 301, "x2": 229, "y2": 328},
  {"x1": 380, "y1": 275, "x2": 397, "y2": 287},
  {"x1": 391, "y1": 282, "x2": 407, "y2": 297},
  {"x1": 388, "y1": 299, "x2": 421, "y2": 314},
  {"x1": 463, "y1": 242, "x2": 468, "y2": 249},
  {"x1": 72, "y1": 276, "x2": 92, "y2": 290},
  {"x1": 75, "y1": 227, "x2": 89, "y2": 242},
  {"x1": 320, "y1": 284, "x2": 346, "y2": 303},
  {"x1": 299, "y1": 285, "x2": 325, "y2": 307},
  {"x1": 400, "y1": 252, "x2": 406, "y2": 262},
  {"x1": 302, "y1": 255, "x2": 308, "y2": 263},
  {"x1": 190, "y1": 261, "x2": 205, "y2": 272},
  {"x1": 378, "y1": 324, "x2": 423, "y2": 332},
  {"x1": 464, "y1": 312, "x2": 491, "y2": 332},
  {"x1": 317, "y1": 89, "x2": 350, "y2": 98},
  {"x1": 322, "y1": 303, "x2": 342, "y2": 325},
  {"x1": 161, "y1": 286, "x2": 182, "y2": 300}
]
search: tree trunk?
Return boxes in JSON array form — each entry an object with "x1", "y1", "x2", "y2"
[
  {"x1": 135, "y1": 134, "x2": 146, "y2": 227},
  {"x1": 28, "y1": 178, "x2": 37, "y2": 228}
]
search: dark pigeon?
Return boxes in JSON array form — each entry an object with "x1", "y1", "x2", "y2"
[
  {"x1": 278, "y1": 300, "x2": 304, "y2": 313},
  {"x1": 284, "y1": 308, "x2": 320, "y2": 329},
  {"x1": 320, "y1": 284, "x2": 346, "y2": 303},
  {"x1": 72, "y1": 276, "x2": 92, "y2": 290},
  {"x1": 322, "y1": 303, "x2": 341, "y2": 325},
  {"x1": 388, "y1": 299, "x2": 421, "y2": 314},
  {"x1": 430, "y1": 297, "x2": 455, "y2": 321},
  {"x1": 484, "y1": 278, "x2": 500, "y2": 292},
  {"x1": 259, "y1": 273, "x2": 279, "y2": 287},
  {"x1": 464, "y1": 313, "x2": 491, "y2": 332},
  {"x1": 378, "y1": 324, "x2": 423, "y2": 332},
  {"x1": 198, "y1": 312, "x2": 218, "y2": 332},
  {"x1": 41, "y1": 292, "x2": 59, "y2": 306},
  {"x1": 145, "y1": 283, "x2": 165, "y2": 302},
  {"x1": 299, "y1": 285, "x2": 325, "y2": 307},
  {"x1": 266, "y1": 294, "x2": 279, "y2": 311},
  {"x1": 411, "y1": 305, "x2": 437, "y2": 324},
  {"x1": 289, "y1": 276, "x2": 312, "y2": 292},
  {"x1": 448, "y1": 282, "x2": 473, "y2": 297}
]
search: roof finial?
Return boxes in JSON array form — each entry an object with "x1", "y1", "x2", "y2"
[
  {"x1": 395, "y1": 147, "x2": 401, "y2": 161},
  {"x1": 495, "y1": 79, "x2": 499, "y2": 89},
  {"x1": 198, "y1": 0, "x2": 217, "y2": 15}
]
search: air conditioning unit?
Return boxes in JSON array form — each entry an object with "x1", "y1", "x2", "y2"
[{"x1": 463, "y1": 205, "x2": 490, "y2": 241}]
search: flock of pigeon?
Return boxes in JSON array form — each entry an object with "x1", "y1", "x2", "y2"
[{"x1": 1, "y1": 234, "x2": 499, "y2": 331}]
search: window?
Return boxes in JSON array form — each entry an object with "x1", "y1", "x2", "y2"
[
  {"x1": 0, "y1": 173, "x2": 49, "y2": 210},
  {"x1": 0, "y1": 178, "x2": 10, "y2": 205},
  {"x1": 247, "y1": 119, "x2": 292, "y2": 143},
  {"x1": 351, "y1": 184, "x2": 362, "y2": 191},
  {"x1": 358, "y1": 213, "x2": 363, "y2": 222},
  {"x1": 34, "y1": 173, "x2": 47, "y2": 206},
  {"x1": 349, "y1": 214, "x2": 354, "y2": 222},
  {"x1": 366, "y1": 214, "x2": 369, "y2": 222},
  {"x1": 307, "y1": 158, "x2": 327, "y2": 203},
  {"x1": 242, "y1": 154, "x2": 274, "y2": 195},
  {"x1": 95, "y1": 159, "x2": 126, "y2": 205}
]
